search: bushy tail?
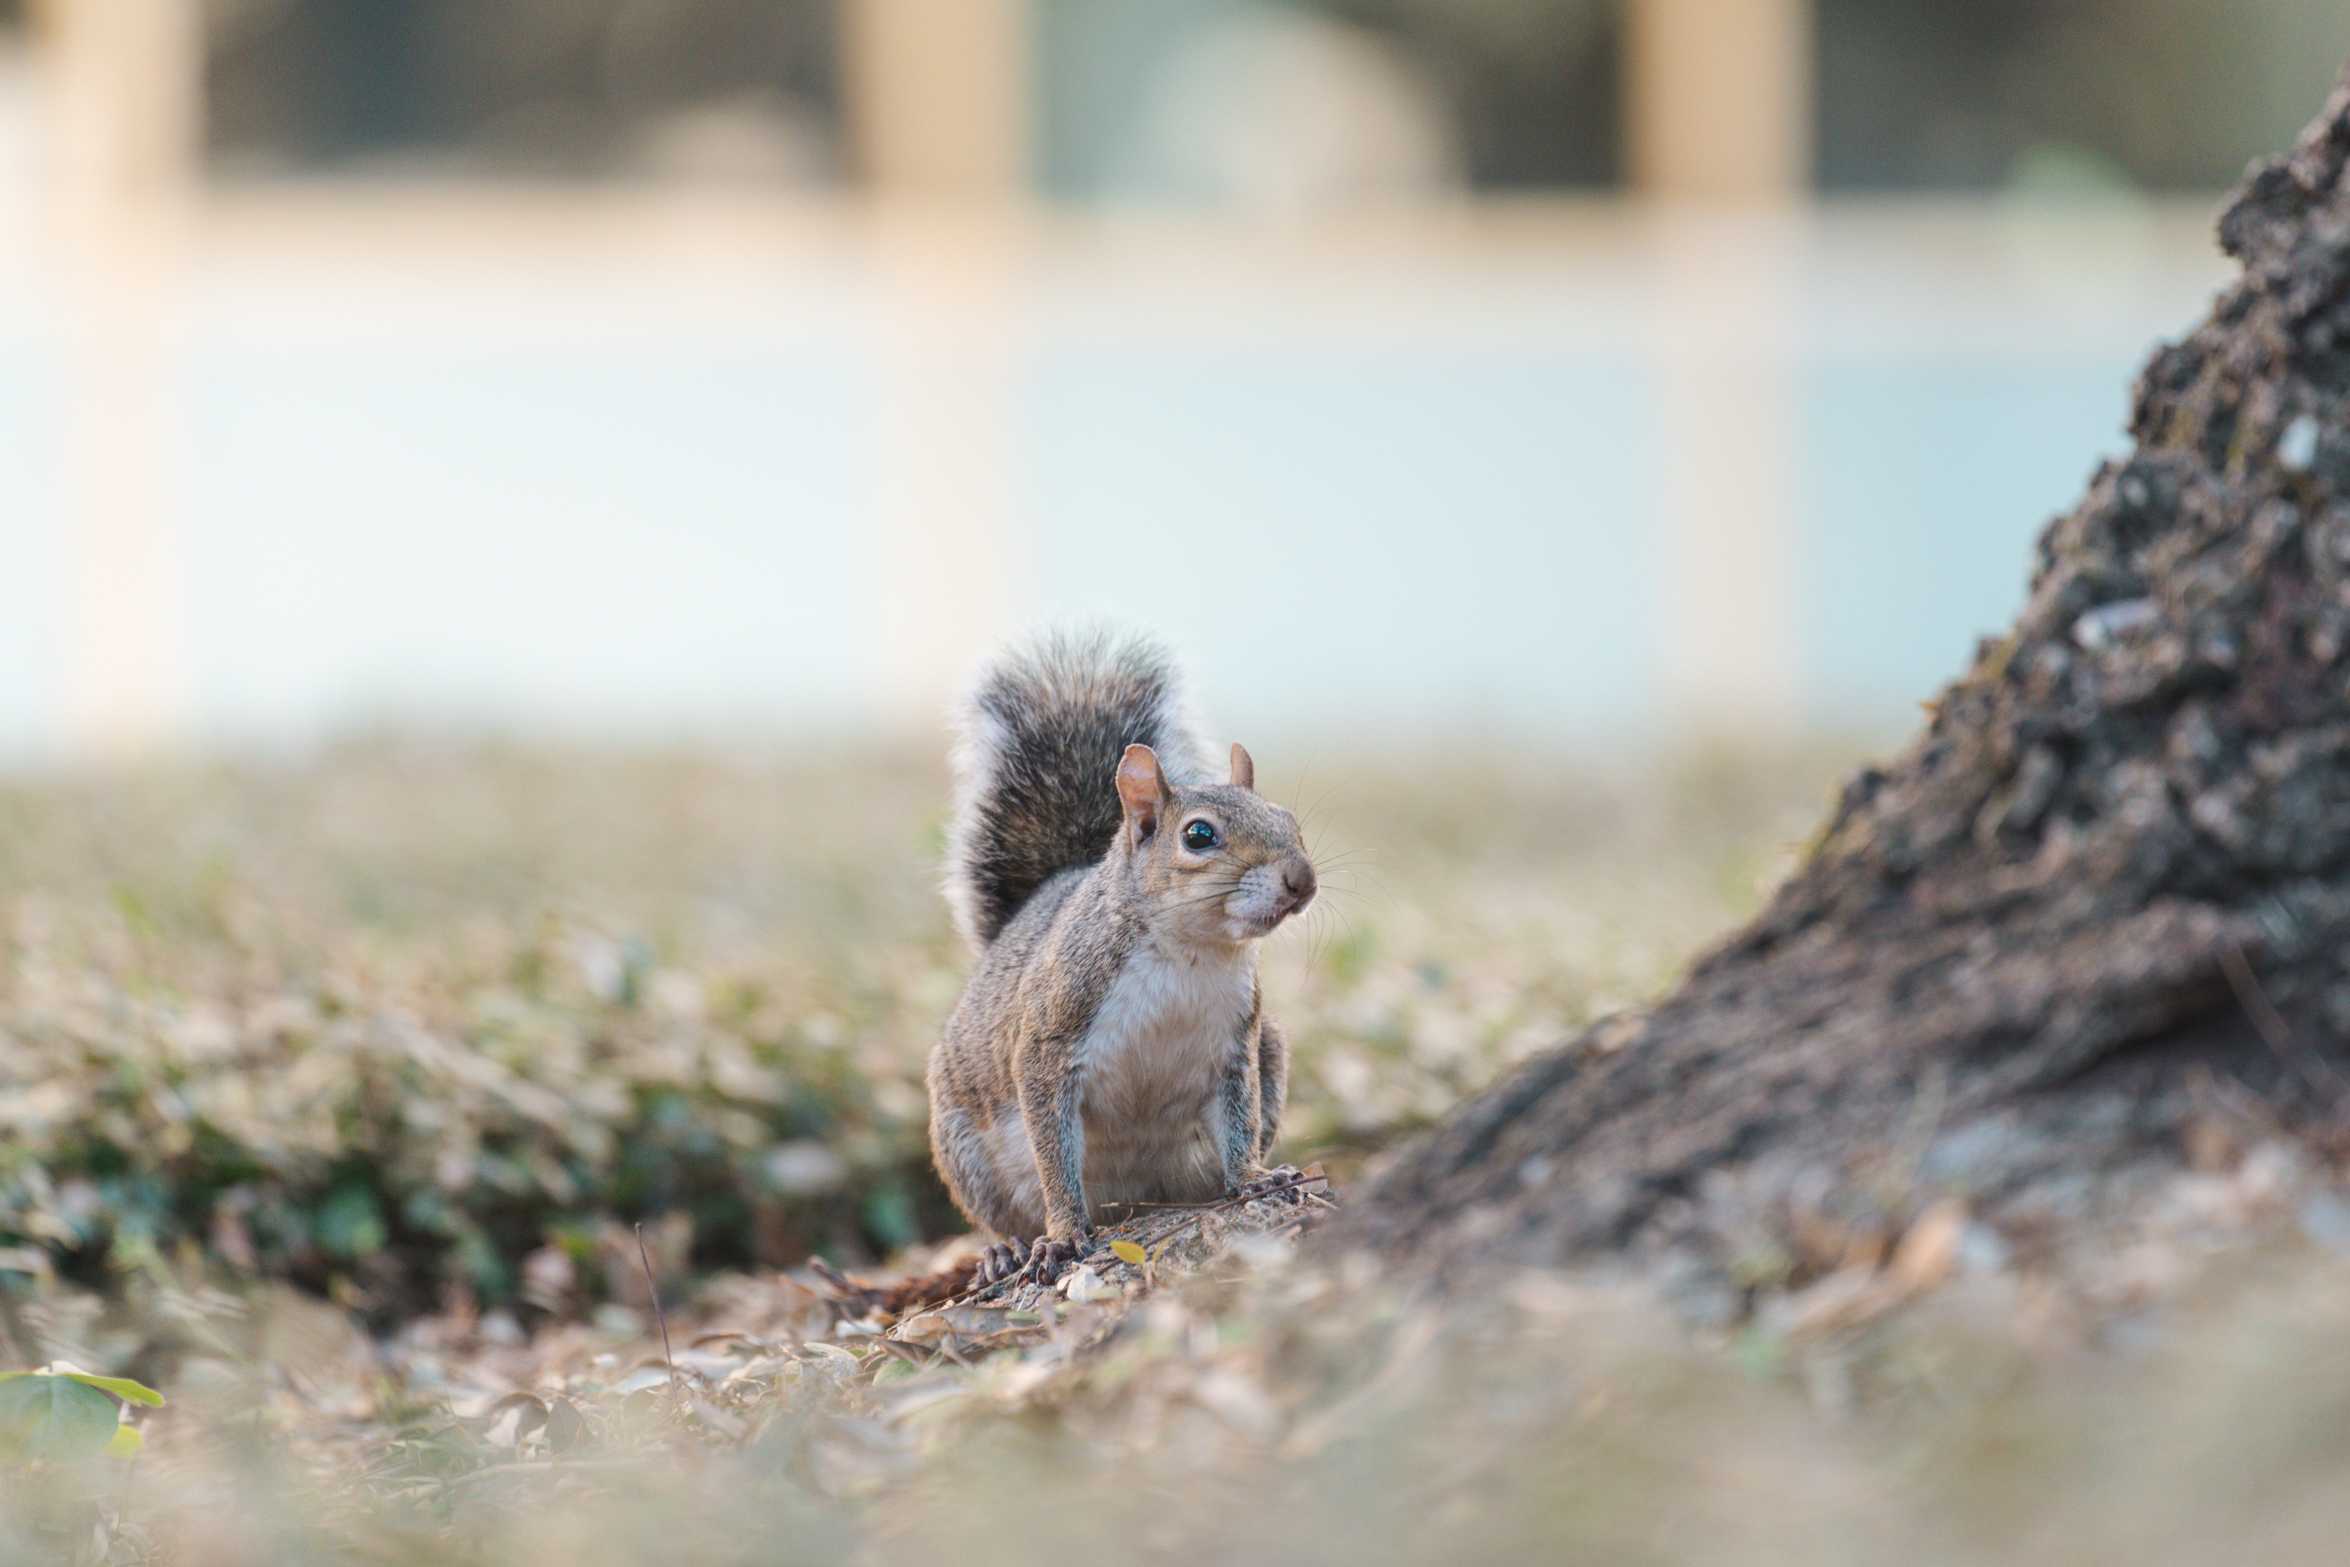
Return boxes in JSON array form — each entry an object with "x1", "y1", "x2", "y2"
[{"x1": 945, "y1": 629, "x2": 1208, "y2": 949}]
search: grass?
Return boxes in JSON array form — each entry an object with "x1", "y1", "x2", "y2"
[
  {"x1": 0, "y1": 733, "x2": 1846, "y2": 1314},
  {"x1": 35, "y1": 734, "x2": 2348, "y2": 1564}
]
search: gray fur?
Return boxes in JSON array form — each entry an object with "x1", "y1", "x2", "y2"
[
  {"x1": 944, "y1": 628, "x2": 1210, "y2": 953},
  {"x1": 927, "y1": 632, "x2": 1316, "y2": 1244},
  {"x1": 1255, "y1": 1009, "x2": 1289, "y2": 1152}
]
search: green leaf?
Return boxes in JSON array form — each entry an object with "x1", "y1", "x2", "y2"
[
  {"x1": 104, "y1": 1424, "x2": 144, "y2": 1459},
  {"x1": 0, "y1": 1369, "x2": 166, "y2": 1407},
  {"x1": 860, "y1": 1185, "x2": 919, "y2": 1253},
  {"x1": 316, "y1": 1185, "x2": 388, "y2": 1259},
  {"x1": 59, "y1": 1372, "x2": 164, "y2": 1408},
  {"x1": 0, "y1": 1375, "x2": 124, "y2": 1461},
  {"x1": 1108, "y1": 1240, "x2": 1148, "y2": 1267},
  {"x1": 800, "y1": 1342, "x2": 861, "y2": 1362}
]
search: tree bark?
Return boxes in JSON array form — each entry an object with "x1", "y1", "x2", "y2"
[{"x1": 1340, "y1": 69, "x2": 2350, "y2": 1281}]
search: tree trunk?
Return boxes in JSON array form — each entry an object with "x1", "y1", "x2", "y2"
[{"x1": 1340, "y1": 70, "x2": 2350, "y2": 1283}]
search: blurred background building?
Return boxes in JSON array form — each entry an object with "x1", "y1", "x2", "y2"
[{"x1": 0, "y1": 1, "x2": 2341, "y2": 760}]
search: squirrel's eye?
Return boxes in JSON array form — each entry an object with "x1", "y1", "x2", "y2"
[{"x1": 1181, "y1": 820, "x2": 1219, "y2": 852}]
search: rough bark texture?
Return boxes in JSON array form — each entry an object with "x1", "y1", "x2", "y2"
[{"x1": 1341, "y1": 72, "x2": 2350, "y2": 1283}]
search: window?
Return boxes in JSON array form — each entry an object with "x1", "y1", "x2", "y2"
[
  {"x1": 1817, "y1": 0, "x2": 2347, "y2": 192},
  {"x1": 203, "y1": 0, "x2": 843, "y2": 181}
]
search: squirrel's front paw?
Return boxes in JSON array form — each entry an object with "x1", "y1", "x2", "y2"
[
  {"x1": 1022, "y1": 1233, "x2": 1087, "y2": 1286},
  {"x1": 975, "y1": 1232, "x2": 1089, "y2": 1289},
  {"x1": 977, "y1": 1239, "x2": 1030, "y2": 1287}
]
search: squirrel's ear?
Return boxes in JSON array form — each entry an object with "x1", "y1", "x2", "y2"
[
  {"x1": 1116, "y1": 744, "x2": 1170, "y2": 838},
  {"x1": 1229, "y1": 742, "x2": 1255, "y2": 792}
]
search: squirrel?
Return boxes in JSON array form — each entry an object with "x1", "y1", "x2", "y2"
[{"x1": 926, "y1": 630, "x2": 1318, "y2": 1287}]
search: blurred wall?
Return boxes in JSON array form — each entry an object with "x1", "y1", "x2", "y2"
[{"x1": 0, "y1": 2, "x2": 2332, "y2": 761}]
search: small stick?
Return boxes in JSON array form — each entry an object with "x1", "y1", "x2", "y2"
[
  {"x1": 2221, "y1": 943, "x2": 2350, "y2": 1104},
  {"x1": 1102, "y1": 1170, "x2": 1328, "y2": 1212},
  {"x1": 634, "y1": 1222, "x2": 678, "y2": 1384},
  {"x1": 0, "y1": 1283, "x2": 30, "y2": 1367},
  {"x1": 447, "y1": 1455, "x2": 663, "y2": 1493}
]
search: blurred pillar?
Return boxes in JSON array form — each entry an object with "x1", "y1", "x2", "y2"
[
  {"x1": 1624, "y1": 0, "x2": 1813, "y2": 200},
  {"x1": 1623, "y1": 1, "x2": 1812, "y2": 731},
  {"x1": 841, "y1": 0, "x2": 1031, "y2": 711},
  {"x1": 1645, "y1": 212, "x2": 1804, "y2": 733},
  {"x1": 864, "y1": 214, "x2": 1027, "y2": 717},
  {"x1": 34, "y1": 0, "x2": 201, "y2": 198},
  {"x1": 840, "y1": 0, "x2": 1032, "y2": 197},
  {"x1": 35, "y1": 0, "x2": 201, "y2": 755}
]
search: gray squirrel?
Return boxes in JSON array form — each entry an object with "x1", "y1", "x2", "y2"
[{"x1": 927, "y1": 630, "x2": 1318, "y2": 1285}]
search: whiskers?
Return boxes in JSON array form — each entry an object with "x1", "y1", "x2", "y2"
[
  {"x1": 1292, "y1": 785, "x2": 1382, "y2": 975},
  {"x1": 1294, "y1": 884, "x2": 1361, "y2": 975},
  {"x1": 1165, "y1": 875, "x2": 1248, "y2": 915},
  {"x1": 1279, "y1": 843, "x2": 1378, "y2": 976}
]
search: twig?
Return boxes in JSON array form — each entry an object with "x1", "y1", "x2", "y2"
[
  {"x1": 1098, "y1": 1170, "x2": 1329, "y2": 1214},
  {"x1": 869, "y1": 1339, "x2": 919, "y2": 1367},
  {"x1": 0, "y1": 1283, "x2": 30, "y2": 1367},
  {"x1": 447, "y1": 1455, "x2": 664, "y2": 1493},
  {"x1": 2220, "y1": 943, "x2": 2350, "y2": 1105},
  {"x1": 634, "y1": 1222, "x2": 677, "y2": 1385}
]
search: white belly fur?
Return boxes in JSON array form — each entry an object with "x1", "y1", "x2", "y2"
[{"x1": 1076, "y1": 942, "x2": 1253, "y2": 1216}]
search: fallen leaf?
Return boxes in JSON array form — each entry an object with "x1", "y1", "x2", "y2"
[{"x1": 1888, "y1": 1199, "x2": 1968, "y2": 1296}]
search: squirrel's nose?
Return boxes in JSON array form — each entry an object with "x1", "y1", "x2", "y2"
[{"x1": 1281, "y1": 859, "x2": 1317, "y2": 913}]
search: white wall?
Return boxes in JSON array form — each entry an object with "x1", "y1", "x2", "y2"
[{"x1": 0, "y1": 192, "x2": 2232, "y2": 760}]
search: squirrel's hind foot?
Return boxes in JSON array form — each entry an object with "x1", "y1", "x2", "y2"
[
  {"x1": 1229, "y1": 1166, "x2": 1314, "y2": 1206},
  {"x1": 975, "y1": 1233, "x2": 1088, "y2": 1290}
]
